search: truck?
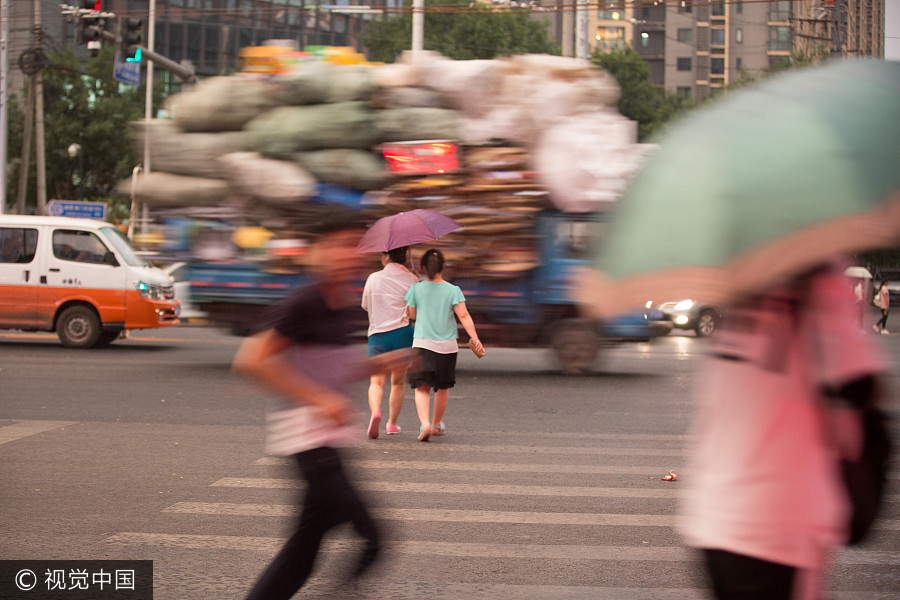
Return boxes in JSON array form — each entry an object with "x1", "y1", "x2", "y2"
[{"x1": 174, "y1": 207, "x2": 667, "y2": 373}]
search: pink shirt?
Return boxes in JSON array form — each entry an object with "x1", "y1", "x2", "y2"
[{"x1": 679, "y1": 261, "x2": 887, "y2": 570}]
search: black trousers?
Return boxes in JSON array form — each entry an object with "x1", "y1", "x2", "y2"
[
  {"x1": 704, "y1": 549, "x2": 797, "y2": 600},
  {"x1": 245, "y1": 447, "x2": 380, "y2": 600},
  {"x1": 876, "y1": 309, "x2": 889, "y2": 330}
]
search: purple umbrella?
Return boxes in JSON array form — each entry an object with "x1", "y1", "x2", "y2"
[{"x1": 357, "y1": 209, "x2": 463, "y2": 252}]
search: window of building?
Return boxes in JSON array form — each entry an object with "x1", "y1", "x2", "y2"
[
  {"x1": 598, "y1": 9, "x2": 621, "y2": 20},
  {"x1": 677, "y1": 28, "x2": 692, "y2": 43},
  {"x1": 735, "y1": 28, "x2": 743, "y2": 43},
  {"x1": 677, "y1": 57, "x2": 692, "y2": 71},
  {"x1": 769, "y1": 1, "x2": 791, "y2": 22},
  {"x1": 641, "y1": 31, "x2": 650, "y2": 48},
  {"x1": 711, "y1": 0, "x2": 725, "y2": 17},
  {"x1": 678, "y1": 2, "x2": 692, "y2": 14},
  {"x1": 769, "y1": 26, "x2": 791, "y2": 51},
  {"x1": 736, "y1": 57, "x2": 743, "y2": 70},
  {"x1": 596, "y1": 26, "x2": 626, "y2": 50},
  {"x1": 711, "y1": 57, "x2": 724, "y2": 74},
  {"x1": 677, "y1": 86, "x2": 692, "y2": 98},
  {"x1": 736, "y1": 0, "x2": 743, "y2": 13},
  {"x1": 711, "y1": 28, "x2": 725, "y2": 45},
  {"x1": 769, "y1": 55, "x2": 791, "y2": 70}
]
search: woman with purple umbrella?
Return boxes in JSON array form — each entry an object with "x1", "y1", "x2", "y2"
[{"x1": 361, "y1": 245, "x2": 418, "y2": 438}]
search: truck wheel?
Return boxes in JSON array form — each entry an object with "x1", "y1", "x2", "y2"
[
  {"x1": 551, "y1": 319, "x2": 599, "y2": 374},
  {"x1": 695, "y1": 309, "x2": 719, "y2": 337},
  {"x1": 57, "y1": 306, "x2": 102, "y2": 348}
]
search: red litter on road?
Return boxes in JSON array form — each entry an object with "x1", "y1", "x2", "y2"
[{"x1": 661, "y1": 470, "x2": 678, "y2": 481}]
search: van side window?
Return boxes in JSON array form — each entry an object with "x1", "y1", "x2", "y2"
[
  {"x1": 0, "y1": 227, "x2": 38, "y2": 264},
  {"x1": 53, "y1": 230, "x2": 111, "y2": 264}
]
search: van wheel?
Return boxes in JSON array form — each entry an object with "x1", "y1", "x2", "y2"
[{"x1": 57, "y1": 306, "x2": 102, "y2": 348}]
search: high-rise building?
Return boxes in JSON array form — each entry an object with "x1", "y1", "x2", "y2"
[{"x1": 621, "y1": 0, "x2": 885, "y2": 101}]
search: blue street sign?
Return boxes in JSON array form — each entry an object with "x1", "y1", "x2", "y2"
[
  {"x1": 47, "y1": 200, "x2": 107, "y2": 220},
  {"x1": 114, "y1": 54, "x2": 141, "y2": 86}
]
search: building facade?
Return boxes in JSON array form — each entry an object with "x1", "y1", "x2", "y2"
[
  {"x1": 7, "y1": 0, "x2": 371, "y2": 98},
  {"x1": 627, "y1": 0, "x2": 886, "y2": 101}
]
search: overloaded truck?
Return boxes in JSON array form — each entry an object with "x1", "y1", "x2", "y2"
[
  {"x1": 123, "y1": 48, "x2": 665, "y2": 371},
  {"x1": 177, "y1": 207, "x2": 666, "y2": 372}
]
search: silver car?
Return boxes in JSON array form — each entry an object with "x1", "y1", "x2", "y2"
[{"x1": 656, "y1": 299, "x2": 721, "y2": 337}]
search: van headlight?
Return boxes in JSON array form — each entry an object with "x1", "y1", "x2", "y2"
[{"x1": 136, "y1": 281, "x2": 165, "y2": 300}]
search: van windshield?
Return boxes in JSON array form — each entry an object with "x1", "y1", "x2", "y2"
[{"x1": 99, "y1": 227, "x2": 147, "y2": 267}]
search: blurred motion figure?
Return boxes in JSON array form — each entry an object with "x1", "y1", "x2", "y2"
[
  {"x1": 232, "y1": 208, "x2": 411, "y2": 599},
  {"x1": 679, "y1": 260, "x2": 887, "y2": 600}
]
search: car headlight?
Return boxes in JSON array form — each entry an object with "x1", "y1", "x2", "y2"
[
  {"x1": 645, "y1": 300, "x2": 654, "y2": 309},
  {"x1": 136, "y1": 281, "x2": 165, "y2": 300},
  {"x1": 673, "y1": 299, "x2": 694, "y2": 311}
]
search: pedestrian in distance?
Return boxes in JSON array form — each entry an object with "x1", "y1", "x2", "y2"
[
  {"x1": 362, "y1": 245, "x2": 418, "y2": 438},
  {"x1": 679, "y1": 259, "x2": 887, "y2": 600},
  {"x1": 873, "y1": 280, "x2": 890, "y2": 334},
  {"x1": 232, "y1": 207, "x2": 413, "y2": 600},
  {"x1": 405, "y1": 248, "x2": 484, "y2": 442}
]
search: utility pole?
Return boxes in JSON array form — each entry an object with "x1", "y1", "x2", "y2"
[
  {"x1": 142, "y1": 0, "x2": 156, "y2": 238},
  {"x1": 33, "y1": 0, "x2": 47, "y2": 215},
  {"x1": 0, "y1": 0, "x2": 9, "y2": 214}
]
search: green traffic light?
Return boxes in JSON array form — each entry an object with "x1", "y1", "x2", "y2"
[{"x1": 125, "y1": 48, "x2": 141, "y2": 62}]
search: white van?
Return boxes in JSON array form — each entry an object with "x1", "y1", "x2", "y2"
[{"x1": 0, "y1": 215, "x2": 180, "y2": 347}]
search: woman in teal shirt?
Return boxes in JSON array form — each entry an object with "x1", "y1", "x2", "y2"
[{"x1": 405, "y1": 249, "x2": 484, "y2": 441}]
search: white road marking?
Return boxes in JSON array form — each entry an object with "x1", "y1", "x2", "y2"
[{"x1": 0, "y1": 420, "x2": 78, "y2": 446}]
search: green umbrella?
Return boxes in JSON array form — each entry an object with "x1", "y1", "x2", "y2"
[{"x1": 575, "y1": 59, "x2": 900, "y2": 317}]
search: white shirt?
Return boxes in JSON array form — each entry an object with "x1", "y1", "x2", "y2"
[{"x1": 361, "y1": 262, "x2": 418, "y2": 336}]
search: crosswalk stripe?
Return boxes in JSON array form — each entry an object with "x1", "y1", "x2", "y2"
[
  {"x1": 213, "y1": 476, "x2": 900, "y2": 503},
  {"x1": 163, "y1": 502, "x2": 677, "y2": 526},
  {"x1": 210, "y1": 477, "x2": 690, "y2": 498},
  {"x1": 0, "y1": 420, "x2": 78, "y2": 445},
  {"x1": 164, "y1": 502, "x2": 900, "y2": 531},
  {"x1": 255, "y1": 458, "x2": 683, "y2": 476},
  {"x1": 103, "y1": 533, "x2": 900, "y2": 566},
  {"x1": 254, "y1": 444, "x2": 686, "y2": 457}
]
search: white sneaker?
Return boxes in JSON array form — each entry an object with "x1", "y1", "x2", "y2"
[
  {"x1": 873, "y1": 325, "x2": 880, "y2": 333},
  {"x1": 881, "y1": 329, "x2": 890, "y2": 335}
]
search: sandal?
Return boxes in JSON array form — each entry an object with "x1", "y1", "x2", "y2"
[
  {"x1": 367, "y1": 412, "x2": 381, "y2": 439},
  {"x1": 418, "y1": 425, "x2": 431, "y2": 442},
  {"x1": 431, "y1": 422, "x2": 446, "y2": 436}
]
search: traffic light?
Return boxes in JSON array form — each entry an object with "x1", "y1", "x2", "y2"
[
  {"x1": 79, "y1": 0, "x2": 103, "y2": 44},
  {"x1": 122, "y1": 18, "x2": 143, "y2": 61}
]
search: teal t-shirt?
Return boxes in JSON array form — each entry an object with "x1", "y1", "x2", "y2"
[{"x1": 405, "y1": 280, "x2": 466, "y2": 340}]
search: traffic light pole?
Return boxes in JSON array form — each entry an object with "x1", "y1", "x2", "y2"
[{"x1": 88, "y1": 26, "x2": 196, "y2": 83}]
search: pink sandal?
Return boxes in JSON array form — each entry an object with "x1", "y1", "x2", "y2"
[{"x1": 367, "y1": 412, "x2": 381, "y2": 439}]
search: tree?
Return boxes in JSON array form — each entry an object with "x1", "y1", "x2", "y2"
[
  {"x1": 5, "y1": 46, "x2": 167, "y2": 220},
  {"x1": 591, "y1": 47, "x2": 694, "y2": 141},
  {"x1": 361, "y1": 0, "x2": 559, "y2": 62}
]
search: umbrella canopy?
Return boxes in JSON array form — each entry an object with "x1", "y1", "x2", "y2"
[
  {"x1": 575, "y1": 59, "x2": 900, "y2": 317},
  {"x1": 844, "y1": 266, "x2": 873, "y2": 279},
  {"x1": 357, "y1": 209, "x2": 462, "y2": 252}
]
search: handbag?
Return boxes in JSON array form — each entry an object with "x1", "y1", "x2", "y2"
[
  {"x1": 833, "y1": 394, "x2": 892, "y2": 545},
  {"x1": 793, "y1": 282, "x2": 891, "y2": 546}
]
